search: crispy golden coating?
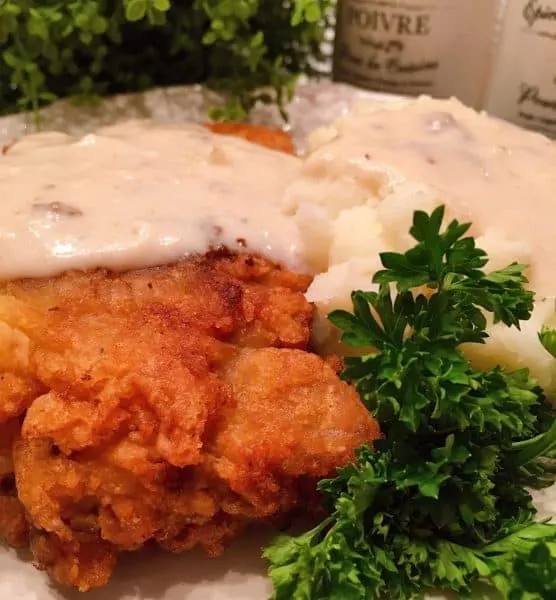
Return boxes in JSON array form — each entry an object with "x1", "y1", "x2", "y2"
[
  {"x1": 0, "y1": 419, "x2": 28, "y2": 547},
  {"x1": 0, "y1": 252, "x2": 380, "y2": 591}
]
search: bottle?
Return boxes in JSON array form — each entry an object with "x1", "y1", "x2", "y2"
[
  {"x1": 485, "y1": 0, "x2": 556, "y2": 138},
  {"x1": 332, "y1": 0, "x2": 499, "y2": 109}
]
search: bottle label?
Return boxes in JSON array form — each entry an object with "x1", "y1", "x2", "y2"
[
  {"x1": 487, "y1": 0, "x2": 556, "y2": 138},
  {"x1": 333, "y1": 0, "x2": 497, "y2": 108}
]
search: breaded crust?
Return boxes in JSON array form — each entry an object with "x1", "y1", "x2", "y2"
[
  {"x1": 0, "y1": 418, "x2": 28, "y2": 548},
  {"x1": 0, "y1": 252, "x2": 380, "y2": 591}
]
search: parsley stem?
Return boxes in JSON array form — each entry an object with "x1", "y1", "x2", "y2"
[{"x1": 513, "y1": 420, "x2": 556, "y2": 467}]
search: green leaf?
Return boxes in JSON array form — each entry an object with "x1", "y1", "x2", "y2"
[
  {"x1": 27, "y1": 15, "x2": 49, "y2": 40},
  {"x1": 125, "y1": 0, "x2": 148, "y2": 22},
  {"x1": 292, "y1": 0, "x2": 322, "y2": 26},
  {"x1": 74, "y1": 13, "x2": 89, "y2": 29},
  {"x1": 3, "y1": 2, "x2": 21, "y2": 16},
  {"x1": 202, "y1": 31, "x2": 217, "y2": 45},
  {"x1": 146, "y1": 6, "x2": 166, "y2": 25},
  {"x1": 3, "y1": 49, "x2": 19, "y2": 67},
  {"x1": 305, "y1": 3, "x2": 322, "y2": 22},
  {"x1": 79, "y1": 31, "x2": 93, "y2": 44},
  {"x1": 91, "y1": 16, "x2": 108, "y2": 35},
  {"x1": 539, "y1": 326, "x2": 556, "y2": 358},
  {"x1": 153, "y1": 0, "x2": 171, "y2": 11}
]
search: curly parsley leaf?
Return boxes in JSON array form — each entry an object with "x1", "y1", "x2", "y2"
[
  {"x1": 265, "y1": 205, "x2": 556, "y2": 600},
  {"x1": 539, "y1": 326, "x2": 556, "y2": 359}
]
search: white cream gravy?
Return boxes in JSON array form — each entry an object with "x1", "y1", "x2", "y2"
[
  {"x1": 0, "y1": 120, "x2": 303, "y2": 279},
  {"x1": 1, "y1": 96, "x2": 555, "y2": 294}
]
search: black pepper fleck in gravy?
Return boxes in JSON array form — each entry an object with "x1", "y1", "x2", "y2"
[
  {"x1": 32, "y1": 201, "x2": 83, "y2": 218},
  {"x1": 1, "y1": 139, "x2": 16, "y2": 155}
]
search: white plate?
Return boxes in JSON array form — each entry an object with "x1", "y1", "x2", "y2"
[
  {"x1": 0, "y1": 81, "x2": 555, "y2": 599},
  {"x1": 0, "y1": 531, "x2": 272, "y2": 600},
  {"x1": 0, "y1": 80, "x2": 399, "y2": 150}
]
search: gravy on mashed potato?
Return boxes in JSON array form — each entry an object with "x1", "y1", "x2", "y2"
[
  {"x1": 1, "y1": 96, "x2": 556, "y2": 391},
  {"x1": 284, "y1": 96, "x2": 556, "y2": 393}
]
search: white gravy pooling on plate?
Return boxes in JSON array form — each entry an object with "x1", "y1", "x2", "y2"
[{"x1": 0, "y1": 120, "x2": 303, "y2": 280}]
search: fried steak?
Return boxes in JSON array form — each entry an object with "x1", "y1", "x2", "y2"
[{"x1": 0, "y1": 252, "x2": 380, "y2": 590}]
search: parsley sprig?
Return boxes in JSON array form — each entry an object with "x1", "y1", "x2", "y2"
[{"x1": 264, "y1": 206, "x2": 556, "y2": 599}]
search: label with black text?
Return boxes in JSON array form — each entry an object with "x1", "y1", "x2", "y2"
[
  {"x1": 486, "y1": 0, "x2": 556, "y2": 138},
  {"x1": 333, "y1": 0, "x2": 498, "y2": 108}
]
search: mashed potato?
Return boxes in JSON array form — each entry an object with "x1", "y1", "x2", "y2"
[{"x1": 284, "y1": 96, "x2": 556, "y2": 395}]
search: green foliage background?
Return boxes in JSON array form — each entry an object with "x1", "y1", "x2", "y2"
[{"x1": 0, "y1": 0, "x2": 332, "y2": 119}]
